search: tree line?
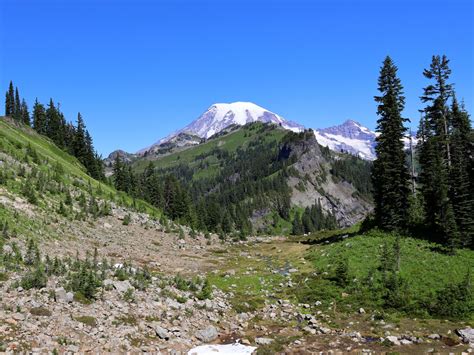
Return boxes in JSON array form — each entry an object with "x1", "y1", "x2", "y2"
[
  {"x1": 372, "y1": 55, "x2": 473, "y2": 251},
  {"x1": 4, "y1": 81, "x2": 105, "y2": 181}
]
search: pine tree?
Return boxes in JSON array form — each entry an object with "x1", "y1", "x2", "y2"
[
  {"x1": 5, "y1": 81, "x2": 15, "y2": 116},
  {"x1": 113, "y1": 154, "x2": 127, "y2": 192},
  {"x1": 32, "y1": 99, "x2": 47, "y2": 134},
  {"x1": 292, "y1": 213, "x2": 303, "y2": 235},
  {"x1": 20, "y1": 99, "x2": 30, "y2": 126},
  {"x1": 46, "y1": 99, "x2": 65, "y2": 148},
  {"x1": 419, "y1": 55, "x2": 459, "y2": 247},
  {"x1": 449, "y1": 96, "x2": 474, "y2": 247},
  {"x1": 73, "y1": 113, "x2": 88, "y2": 163},
  {"x1": 14, "y1": 87, "x2": 21, "y2": 120},
  {"x1": 372, "y1": 56, "x2": 411, "y2": 230}
]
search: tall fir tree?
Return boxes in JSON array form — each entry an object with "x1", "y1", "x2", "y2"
[
  {"x1": 20, "y1": 99, "x2": 30, "y2": 126},
  {"x1": 113, "y1": 155, "x2": 127, "y2": 192},
  {"x1": 372, "y1": 56, "x2": 411, "y2": 230},
  {"x1": 5, "y1": 81, "x2": 15, "y2": 116},
  {"x1": 32, "y1": 99, "x2": 47, "y2": 134},
  {"x1": 14, "y1": 87, "x2": 21, "y2": 120},
  {"x1": 419, "y1": 55, "x2": 459, "y2": 248},
  {"x1": 73, "y1": 113, "x2": 88, "y2": 162},
  {"x1": 449, "y1": 96, "x2": 474, "y2": 247}
]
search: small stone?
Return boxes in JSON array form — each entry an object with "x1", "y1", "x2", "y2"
[
  {"x1": 319, "y1": 327, "x2": 331, "y2": 334},
  {"x1": 428, "y1": 333, "x2": 441, "y2": 340},
  {"x1": 386, "y1": 335, "x2": 401, "y2": 346},
  {"x1": 255, "y1": 337, "x2": 274, "y2": 345},
  {"x1": 12, "y1": 313, "x2": 25, "y2": 321},
  {"x1": 303, "y1": 326, "x2": 316, "y2": 335},
  {"x1": 152, "y1": 324, "x2": 170, "y2": 340},
  {"x1": 359, "y1": 308, "x2": 366, "y2": 314}
]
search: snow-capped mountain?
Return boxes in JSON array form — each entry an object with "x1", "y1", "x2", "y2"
[
  {"x1": 135, "y1": 102, "x2": 416, "y2": 160},
  {"x1": 138, "y1": 102, "x2": 304, "y2": 155},
  {"x1": 314, "y1": 120, "x2": 377, "y2": 160},
  {"x1": 315, "y1": 120, "x2": 417, "y2": 161}
]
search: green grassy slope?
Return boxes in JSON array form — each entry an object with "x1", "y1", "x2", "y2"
[
  {"x1": 133, "y1": 122, "x2": 287, "y2": 177},
  {"x1": 0, "y1": 117, "x2": 160, "y2": 238},
  {"x1": 208, "y1": 227, "x2": 473, "y2": 325}
]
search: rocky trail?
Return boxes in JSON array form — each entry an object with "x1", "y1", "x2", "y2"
[{"x1": 0, "y1": 207, "x2": 473, "y2": 354}]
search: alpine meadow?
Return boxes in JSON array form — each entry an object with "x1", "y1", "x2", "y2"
[{"x1": 0, "y1": 0, "x2": 473, "y2": 353}]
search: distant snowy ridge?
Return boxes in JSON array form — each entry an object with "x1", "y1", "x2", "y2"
[
  {"x1": 138, "y1": 102, "x2": 304, "y2": 155},
  {"x1": 314, "y1": 120, "x2": 417, "y2": 161}
]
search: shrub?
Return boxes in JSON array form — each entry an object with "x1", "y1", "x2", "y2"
[
  {"x1": 123, "y1": 288, "x2": 135, "y2": 302},
  {"x1": 21, "y1": 264, "x2": 47, "y2": 290},
  {"x1": 69, "y1": 264, "x2": 101, "y2": 300},
  {"x1": 432, "y1": 271, "x2": 473, "y2": 319},
  {"x1": 197, "y1": 278, "x2": 212, "y2": 300},
  {"x1": 122, "y1": 214, "x2": 131, "y2": 226}
]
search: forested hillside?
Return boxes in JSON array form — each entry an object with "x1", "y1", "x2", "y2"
[{"x1": 111, "y1": 122, "x2": 373, "y2": 237}]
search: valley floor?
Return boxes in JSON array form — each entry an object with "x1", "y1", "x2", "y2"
[{"x1": 1, "y1": 209, "x2": 473, "y2": 354}]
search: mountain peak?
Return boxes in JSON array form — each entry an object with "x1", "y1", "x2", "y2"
[{"x1": 138, "y1": 102, "x2": 304, "y2": 154}]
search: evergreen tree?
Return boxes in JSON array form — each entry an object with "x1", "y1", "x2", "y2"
[
  {"x1": 32, "y1": 99, "x2": 47, "y2": 134},
  {"x1": 20, "y1": 99, "x2": 30, "y2": 126},
  {"x1": 73, "y1": 113, "x2": 88, "y2": 163},
  {"x1": 113, "y1": 154, "x2": 127, "y2": 192},
  {"x1": 418, "y1": 55, "x2": 459, "y2": 247},
  {"x1": 372, "y1": 56, "x2": 411, "y2": 230},
  {"x1": 449, "y1": 97, "x2": 474, "y2": 247},
  {"x1": 5, "y1": 81, "x2": 15, "y2": 116},
  {"x1": 292, "y1": 213, "x2": 303, "y2": 235},
  {"x1": 46, "y1": 99, "x2": 65, "y2": 148},
  {"x1": 14, "y1": 87, "x2": 21, "y2": 120}
]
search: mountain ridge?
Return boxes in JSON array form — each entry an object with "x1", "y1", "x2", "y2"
[{"x1": 108, "y1": 102, "x2": 416, "y2": 162}]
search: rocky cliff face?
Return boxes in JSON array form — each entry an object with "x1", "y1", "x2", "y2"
[{"x1": 284, "y1": 130, "x2": 372, "y2": 227}]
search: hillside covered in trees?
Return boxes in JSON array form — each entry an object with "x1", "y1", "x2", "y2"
[{"x1": 111, "y1": 122, "x2": 373, "y2": 237}]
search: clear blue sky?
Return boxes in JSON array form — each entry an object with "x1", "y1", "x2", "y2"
[{"x1": 1, "y1": 0, "x2": 472, "y2": 156}]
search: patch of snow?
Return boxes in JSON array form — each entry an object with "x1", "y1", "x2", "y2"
[{"x1": 188, "y1": 343, "x2": 257, "y2": 355}]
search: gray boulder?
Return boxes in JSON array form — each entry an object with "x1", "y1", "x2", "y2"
[
  {"x1": 195, "y1": 325, "x2": 218, "y2": 342},
  {"x1": 151, "y1": 324, "x2": 170, "y2": 340},
  {"x1": 113, "y1": 280, "x2": 133, "y2": 293},
  {"x1": 457, "y1": 328, "x2": 474, "y2": 344},
  {"x1": 386, "y1": 335, "x2": 400, "y2": 346},
  {"x1": 55, "y1": 287, "x2": 67, "y2": 302}
]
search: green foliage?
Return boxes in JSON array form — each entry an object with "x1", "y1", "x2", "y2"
[
  {"x1": 197, "y1": 278, "x2": 212, "y2": 300},
  {"x1": 372, "y1": 56, "x2": 411, "y2": 231},
  {"x1": 68, "y1": 263, "x2": 101, "y2": 301},
  {"x1": 304, "y1": 230, "x2": 474, "y2": 320},
  {"x1": 122, "y1": 214, "x2": 131, "y2": 226},
  {"x1": 330, "y1": 155, "x2": 373, "y2": 199},
  {"x1": 123, "y1": 288, "x2": 135, "y2": 302},
  {"x1": 417, "y1": 55, "x2": 473, "y2": 249},
  {"x1": 333, "y1": 255, "x2": 349, "y2": 287},
  {"x1": 21, "y1": 178, "x2": 38, "y2": 204},
  {"x1": 21, "y1": 263, "x2": 47, "y2": 290},
  {"x1": 24, "y1": 239, "x2": 40, "y2": 266},
  {"x1": 432, "y1": 269, "x2": 473, "y2": 318}
]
